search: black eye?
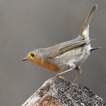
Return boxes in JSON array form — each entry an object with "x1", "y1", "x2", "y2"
[{"x1": 31, "y1": 53, "x2": 35, "y2": 57}]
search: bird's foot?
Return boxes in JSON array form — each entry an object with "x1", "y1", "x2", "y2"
[{"x1": 55, "y1": 74, "x2": 64, "y2": 80}]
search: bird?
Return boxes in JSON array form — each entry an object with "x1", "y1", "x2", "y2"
[{"x1": 22, "y1": 4, "x2": 101, "y2": 83}]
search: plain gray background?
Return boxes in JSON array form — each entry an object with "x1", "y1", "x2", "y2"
[{"x1": 0, "y1": 0, "x2": 106, "y2": 106}]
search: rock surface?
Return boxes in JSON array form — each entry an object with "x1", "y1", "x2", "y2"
[{"x1": 22, "y1": 76, "x2": 106, "y2": 106}]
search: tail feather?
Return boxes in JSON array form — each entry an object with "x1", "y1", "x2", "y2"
[
  {"x1": 79, "y1": 4, "x2": 98, "y2": 40},
  {"x1": 90, "y1": 47, "x2": 102, "y2": 52}
]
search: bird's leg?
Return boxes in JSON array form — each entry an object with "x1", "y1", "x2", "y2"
[
  {"x1": 56, "y1": 64, "x2": 75, "y2": 77},
  {"x1": 73, "y1": 66, "x2": 82, "y2": 84},
  {"x1": 56, "y1": 69, "x2": 73, "y2": 77}
]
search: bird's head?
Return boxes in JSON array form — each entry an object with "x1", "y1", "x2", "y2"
[
  {"x1": 22, "y1": 51, "x2": 36, "y2": 62},
  {"x1": 22, "y1": 48, "x2": 46, "y2": 63}
]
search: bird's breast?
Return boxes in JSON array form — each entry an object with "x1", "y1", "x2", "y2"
[{"x1": 32, "y1": 56, "x2": 60, "y2": 72}]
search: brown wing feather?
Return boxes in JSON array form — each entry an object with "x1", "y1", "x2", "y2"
[{"x1": 47, "y1": 40, "x2": 86, "y2": 59}]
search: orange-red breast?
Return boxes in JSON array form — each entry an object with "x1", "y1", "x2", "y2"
[{"x1": 22, "y1": 5, "x2": 101, "y2": 83}]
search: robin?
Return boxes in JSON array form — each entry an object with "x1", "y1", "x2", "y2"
[{"x1": 22, "y1": 4, "x2": 101, "y2": 83}]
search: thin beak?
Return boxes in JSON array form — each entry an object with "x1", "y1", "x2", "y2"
[{"x1": 22, "y1": 57, "x2": 27, "y2": 61}]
